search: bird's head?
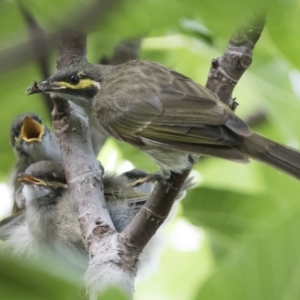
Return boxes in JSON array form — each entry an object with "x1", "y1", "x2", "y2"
[
  {"x1": 11, "y1": 113, "x2": 45, "y2": 155},
  {"x1": 18, "y1": 161, "x2": 67, "y2": 204},
  {"x1": 27, "y1": 64, "x2": 102, "y2": 107}
]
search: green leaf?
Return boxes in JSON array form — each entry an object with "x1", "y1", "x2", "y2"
[
  {"x1": 0, "y1": 64, "x2": 48, "y2": 176},
  {"x1": 267, "y1": 0, "x2": 300, "y2": 69},
  {"x1": 195, "y1": 210, "x2": 300, "y2": 300},
  {"x1": 0, "y1": 251, "x2": 82, "y2": 300},
  {"x1": 98, "y1": 287, "x2": 129, "y2": 300},
  {"x1": 0, "y1": 250, "x2": 129, "y2": 300},
  {"x1": 99, "y1": 138, "x2": 158, "y2": 173},
  {"x1": 182, "y1": 186, "x2": 284, "y2": 258}
]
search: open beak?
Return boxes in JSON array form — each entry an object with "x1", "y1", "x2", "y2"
[
  {"x1": 18, "y1": 173, "x2": 47, "y2": 186},
  {"x1": 20, "y1": 116, "x2": 44, "y2": 142},
  {"x1": 26, "y1": 80, "x2": 66, "y2": 95}
]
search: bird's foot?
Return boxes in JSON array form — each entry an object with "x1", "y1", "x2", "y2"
[
  {"x1": 131, "y1": 172, "x2": 172, "y2": 191},
  {"x1": 151, "y1": 172, "x2": 169, "y2": 185}
]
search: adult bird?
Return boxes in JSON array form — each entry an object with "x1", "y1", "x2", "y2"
[{"x1": 27, "y1": 60, "x2": 300, "y2": 180}]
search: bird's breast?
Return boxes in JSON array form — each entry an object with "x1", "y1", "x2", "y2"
[{"x1": 141, "y1": 146, "x2": 194, "y2": 177}]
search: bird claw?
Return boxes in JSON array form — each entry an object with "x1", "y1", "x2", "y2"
[
  {"x1": 131, "y1": 172, "x2": 172, "y2": 191},
  {"x1": 151, "y1": 172, "x2": 169, "y2": 185}
]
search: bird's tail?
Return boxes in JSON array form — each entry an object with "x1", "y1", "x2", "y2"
[{"x1": 241, "y1": 133, "x2": 300, "y2": 180}]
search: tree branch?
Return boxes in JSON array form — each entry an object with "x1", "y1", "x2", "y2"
[
  {"x1": 52, "y1": 30, "x2": 112, "y2": 234},
  {"x1": 122, "y1": 169, "x2": 190, "y2": 250},
  {"x1": 206, "y1": 12, "x2": 266, "y2": 108},
  {"x1": 56, "y1": 32, "x2": 88, "y2": 68},
  {"x1": 52, "y1": 30, "x2": 140, "y2": 299}
]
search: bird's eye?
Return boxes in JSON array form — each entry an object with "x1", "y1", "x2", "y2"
[
  {"x1": 47, "y1": 174, "x2": 55, "y2": 181},
  {"x1": 14, "y1": 129, "x2": 20, "y2": 137},
  {"x1": 70, "y1": 75, "x2": 80, "y2": 85}
]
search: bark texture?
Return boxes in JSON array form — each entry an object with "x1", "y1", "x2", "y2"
[{"x1": 51, "y1": 32, "x2": 135, "y2": 299}]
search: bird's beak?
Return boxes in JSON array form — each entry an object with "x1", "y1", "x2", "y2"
[
  {"x1": 18, "y1": 173, "x2": 47, "y2": 186},
  {"x1": 26, "y1": 80, "x2": 66, "y2": 95},
  {"x1": 20, "y1": 116, "x2": 44, "y2": 142}
]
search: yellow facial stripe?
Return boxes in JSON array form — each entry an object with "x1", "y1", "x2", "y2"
[{"x1": 58, "y1": 79, "x2": 99, "y2": 90}]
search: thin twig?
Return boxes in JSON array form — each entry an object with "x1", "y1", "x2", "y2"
[{"x1": 17, "y1": 1, "x2": 53, "y2": 115}]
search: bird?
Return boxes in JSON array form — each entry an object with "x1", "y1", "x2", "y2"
[
  {"x1": 1, "y1": 160, "x2": 86, "y2": 270},
  {"x1": 2, "y1": 160, "x2": 193, "y2": 275},
  {"x1": 27, "y1": 59, "x2": 300, "y2": 181},
  {"x1": 10, "y1": 113, "x2": 61, "y2": 213}
]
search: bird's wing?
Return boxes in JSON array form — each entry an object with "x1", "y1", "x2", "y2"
[
  {"x1": 97, "y1": 94, "x2": 164, "y2": 146},
  {"x1": 156, "y1": 71, "x2": 251, "y2": 136},
  {"x1": 97, "y1": 64, "x2": 251, "y2": 148}
]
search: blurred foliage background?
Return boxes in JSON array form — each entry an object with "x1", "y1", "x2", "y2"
[{"x1": 1, "y1": 0, "x2": 300, "y2": 299}]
